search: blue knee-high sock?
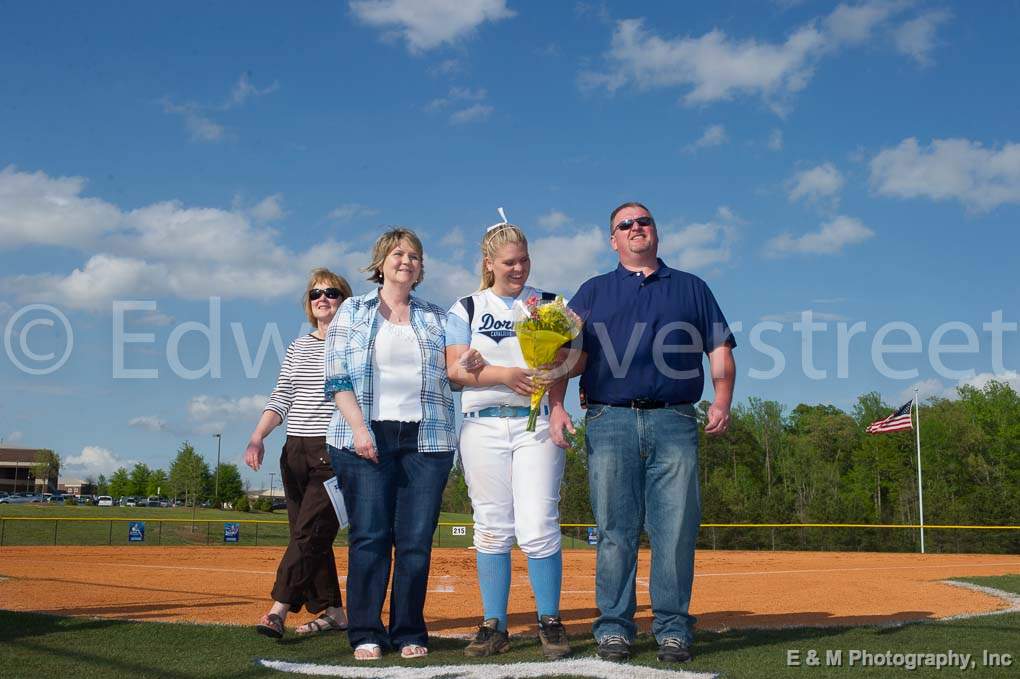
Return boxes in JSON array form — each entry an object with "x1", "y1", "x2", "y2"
[
  {"x1": 527, "y1": 550, "x2": 562, "y2": 619},
  {"x1": 476, "y1": 551, "x2": 511, "y2": 631}
]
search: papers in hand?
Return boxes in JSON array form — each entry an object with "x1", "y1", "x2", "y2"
[{"x1": 323, "y1": 476, "x2": 349, "y2": 529}]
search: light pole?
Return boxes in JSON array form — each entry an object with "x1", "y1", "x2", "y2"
[{"x1": 213, "y1": 433, "x2": 222, "y2": 509}]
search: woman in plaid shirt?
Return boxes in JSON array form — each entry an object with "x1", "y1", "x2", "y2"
[{"x1": 325, "y1": 228, "x2": 455, "y2": 661}]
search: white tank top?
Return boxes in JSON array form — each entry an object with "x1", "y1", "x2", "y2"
[{"x1": 370, "y1": 317, "x2": 423, "y2": 422}]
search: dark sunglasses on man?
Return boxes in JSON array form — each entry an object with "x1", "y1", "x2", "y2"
[
  {"x1": 614, "y1": 216, "x2": 655, "y2": 231},
  {"x1": 309, "y1": 288, "x2": 344, "y2": 301}
]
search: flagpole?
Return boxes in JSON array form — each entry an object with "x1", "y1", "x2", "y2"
[{"x1": 913, "y1": 387, "x2": 925, "y2": 554}]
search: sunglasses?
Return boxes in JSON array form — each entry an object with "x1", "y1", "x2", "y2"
[
  {"x1": 614, "y1": 216, "x2": 655, "y2": 231},
  {"x1": 309, "y1": 288, "x2": 344, "y2": 301}
]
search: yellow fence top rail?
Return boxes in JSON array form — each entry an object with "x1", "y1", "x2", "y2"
[{"x1": 2, "y1": 518, "x2": 1018, "y2": 530}]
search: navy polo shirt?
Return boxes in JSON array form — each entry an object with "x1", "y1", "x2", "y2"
[{"x1": 568, "y1": 259, "x2": 735, "y2": 405}]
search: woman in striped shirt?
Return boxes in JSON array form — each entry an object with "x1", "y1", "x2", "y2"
[{"x1": 245, "y1": 267, "x2": 353, "y2": 639}]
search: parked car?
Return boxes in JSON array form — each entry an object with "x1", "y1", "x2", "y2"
[
  {"x1": 77, "y1": 495, "x2": 94, "y2": 505},
  {"x1": 2, "y1": 493, "x2": 39, "y2": 504},
  {"x1": 97, "y1": 495, "x2": 114, "y2": 507},
  {"x1": 121, "y1": 496, "x2": 137, "y2": 507},
  {"x1": 45, "y1": 494, "x2": 65, "y2": 503}
]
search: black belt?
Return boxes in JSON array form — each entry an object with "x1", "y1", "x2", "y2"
[{"x1": 587, "y1": 399, "x2": 693, "y2": 410}]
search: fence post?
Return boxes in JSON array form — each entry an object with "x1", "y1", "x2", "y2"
[
  {"x1": 158, "y1": 521, "x2": 162, "y2": 545},
  {"x1": 108, "y1": 520, "x2": 113, "y2": 545},
  {"x1": 206, "y1": 521, "x2": 211, "y2": 545},
  {"x1": 255, "y1": 521, "x2": 259, "y2": 547},
  {"x1": 53, "y1": 519, "x2": 58, "y2": 545},
  {"x1": 0, "y1": 518, "x2": 4, "y2": 547}
]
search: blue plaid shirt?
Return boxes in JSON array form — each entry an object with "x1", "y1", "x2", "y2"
[{"x1": 324, "y1": 288, "x2": 456, "y2": 453}]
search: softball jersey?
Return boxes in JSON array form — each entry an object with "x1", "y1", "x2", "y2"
[{"x1": 445, "y1": 286, "x2": 556, "y2": 414}]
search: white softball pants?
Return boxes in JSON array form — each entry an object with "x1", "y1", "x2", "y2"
[{"x1": 459, "y1": 416, "x2": 565, "y2": 558}]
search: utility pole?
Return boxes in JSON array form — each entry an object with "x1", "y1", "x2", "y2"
[{"x1": 213, "y1": 433, "x2": 222, "y2": 509}]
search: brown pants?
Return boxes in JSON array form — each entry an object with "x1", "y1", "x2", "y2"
[{"x1": 271, "y1": 435, "x2": 343, "y2": 613}]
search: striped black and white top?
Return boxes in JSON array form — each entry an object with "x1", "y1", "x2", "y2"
[{"x1": 264, "y1": 334, "x2": 334, "y2": 437}]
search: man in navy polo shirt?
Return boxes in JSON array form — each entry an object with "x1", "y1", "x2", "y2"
[{"x1": 548, "y1": 201, "x2": 735, "y2": 664}]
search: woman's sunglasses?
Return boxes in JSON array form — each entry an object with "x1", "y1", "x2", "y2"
[{"x1": 309, "y1": 288, "x2": 344, "y2": 301}]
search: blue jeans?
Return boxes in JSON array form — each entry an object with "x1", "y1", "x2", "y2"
[
  {"x1": 330, "y1": 421, "x2": 453, "y2": 649},
  {"x1": 585, "y1": 404, "x2": 701, "y2": 644}
]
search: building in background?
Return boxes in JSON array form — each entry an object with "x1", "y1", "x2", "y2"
[{"x1": 0, "y1": 447, "x2": 58, "y2": 494}]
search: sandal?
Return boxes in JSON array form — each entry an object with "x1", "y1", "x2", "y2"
[
  {"x1": 295, "y1": 612, "x2": 347, "y2": 635},
  {"x1": 400, "y1": 644, "x2": 428, "y2": 659},
  {"x1": 255, "y1": 613, "x2": 284, "y2": 639},
  {"x1": 354, "y1": 643, "x2": 382, "y2": 661}
]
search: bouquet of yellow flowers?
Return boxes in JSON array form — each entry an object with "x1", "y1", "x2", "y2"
[{"x1": 514, "y1": 294, "x2": 583, "y2": 432}]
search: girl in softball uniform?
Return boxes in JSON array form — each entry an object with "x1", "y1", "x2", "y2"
[{"x1": 445, "y1": 214, "x2": 570, "y2": 659}]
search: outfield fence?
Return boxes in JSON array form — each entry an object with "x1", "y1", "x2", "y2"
[{"x1": 1, "y1": 516, "x2": 1018, "y2": 553}]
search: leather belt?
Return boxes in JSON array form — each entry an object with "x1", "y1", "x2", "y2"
[{"x1": 587, "y1": 399, "x2": 692, "y2": 410}]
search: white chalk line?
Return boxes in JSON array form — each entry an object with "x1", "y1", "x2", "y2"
[
  {"x1": 939, "y1": 580, "x2": 1020, "y2": 621},
  {"x1": 259, "y1": 657, "x2": 715, "y2": 679}
]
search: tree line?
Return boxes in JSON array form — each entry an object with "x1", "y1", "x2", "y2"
[
  {"x1": 91, "y1": 442, "x2": 244, "y2": 507},
  {"x1": 442, "y1": 380, "x2": 1020, "y2": 554}
]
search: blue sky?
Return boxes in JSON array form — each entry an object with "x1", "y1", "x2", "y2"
[{"x1": 1, "y1": 1, "x2": 1018, "y2": 487}]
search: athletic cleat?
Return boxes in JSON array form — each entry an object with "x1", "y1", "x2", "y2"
[
  {"x1": 596, "y1": 634, "x2": 630, "y2": 661},
  {"x1": 537, "y1": 615, "x2": 571, "y2": 659},
  {"x1": 656, "y1": 637, "x2": 693, "y2": 663},
  {"x1": 464, "y1": 618, "x2": 511, "y2": 657}
]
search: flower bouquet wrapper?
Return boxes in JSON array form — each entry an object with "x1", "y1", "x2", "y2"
[{"x1": 513, "y1": 295, "x2": 583, "y2": 431}]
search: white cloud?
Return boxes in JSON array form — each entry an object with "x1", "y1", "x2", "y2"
[
  {"x1": 894, "y1": 10, "x2": 952, "y2": 66},
  {"x1": 248, "y1": 194, "x2": 285, "y2": 222},
  {"x1": 901, "y1": 371, "x2": 1020, "y2": 403},
  {"x1": 439, "y1": 227, "x2": 466, "y2": 248},
  {"x1": 132, "y1": 311, "x2": 175, "y2": 326},
  {"x1": 350, "y1": 0, "x2": 515, "y2": 52},
  {"x1": 162, "y1": 100, "x2": 226, "y2": 142},
  {"x1": 0, "y1": 166, "x2": 122, "y2": 249},
  {"x1": 0, "y1": 169, "x2": 356, "y2": 311},
  {"x1": 580, "y1": 2, "x2": 917, "y2": 112},
  {"x1": 580, "y1": 18, "x2": 824, "y2": 108},
  {"x1": 536, "y1": 209, "x2": 572, "y2": 230},
  {"x1": 788, "y1": 162, "x2": 845, "y2": 204},
  {"x1": 4, "y1": 431, "x2": 24, "y2": 444},
  {"x1": 163, "y1": 72, "x2": 277, "y2": 142},
  {"x1": 226, "y1": 72, "x2": 279, "y2": 108},
  {"x1": 426, "y1": 86, "x2": 488, "y2": 111},
  {"x1": 128, "y1": 416, "x2": 170, "y2": 432},
  {"x1": 823, "y1": 1, "x2": 902, "y2": 47},
  {"x1": 419, "y1": 257, "x2": 478, "y2": 308},
  {"x1": 899, "y1": 378, "x2": 947, "y2": 403},
  {"x1": 528, "y1": 227, "x2": 609, "y2": 295},
  {"x1": 685, "y1": 124, "x2": 728, "y2": 153},
  {"x1": 768, "y1": 128, "x2": 784, "y2": 151},
  {"x1": 63, "y1": 446, "x2": 137, "y2": 479},
  {"x1": 957, "y1": 370, "x2": 1020, "y2": 393},
  {"x1": 766, "y1": 215, "x2": 874, "y2": 256},
  {"x1": 427, "y1": 58, "x2": 463, "y2": 77},
  {"x1": 658, "y1": 220, "x2": 737, "y2": 271},
  {"x1": 869, "y1": 137, "x2": 1020, "y2": 212},
  {"x1": 328, "y1": 203, "x2": 380, "y2": 222},
  {"x1": 450, "y1": 103, "x2": 493, "y2": 125},
  {"x1": 188, "y1": 395, "x2": 268, "y2": 431},
  {"x1": 9, "y1": 254, "x2": 161, "y2": 311}
]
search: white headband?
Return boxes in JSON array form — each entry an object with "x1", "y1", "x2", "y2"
[{"x1": 486, "y1": 207, "x2": 510, "y2": 232}]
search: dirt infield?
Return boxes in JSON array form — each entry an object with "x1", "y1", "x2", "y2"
[{"x1": 1, "y1": 547, "x2": 1018, "y2": 636}]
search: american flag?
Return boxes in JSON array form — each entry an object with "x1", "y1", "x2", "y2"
[{"x1": 866, "y1": 399, "x2": 914, "y2": 434}]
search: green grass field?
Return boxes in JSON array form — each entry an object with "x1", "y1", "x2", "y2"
[
  {"x1": 0, "y1": 505, "x2": 596, "y2": 549},
  {"x1": 1, "y1": 575, "x2": 1017, "y2": 678}
]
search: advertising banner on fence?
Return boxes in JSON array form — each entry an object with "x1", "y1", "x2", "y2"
[
  {"x1": 224, "y1": 522, "x2": 240, "y2": 543},
  {"x1": 128, "y1": 521, "x2": 144, "y2": 542}
]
